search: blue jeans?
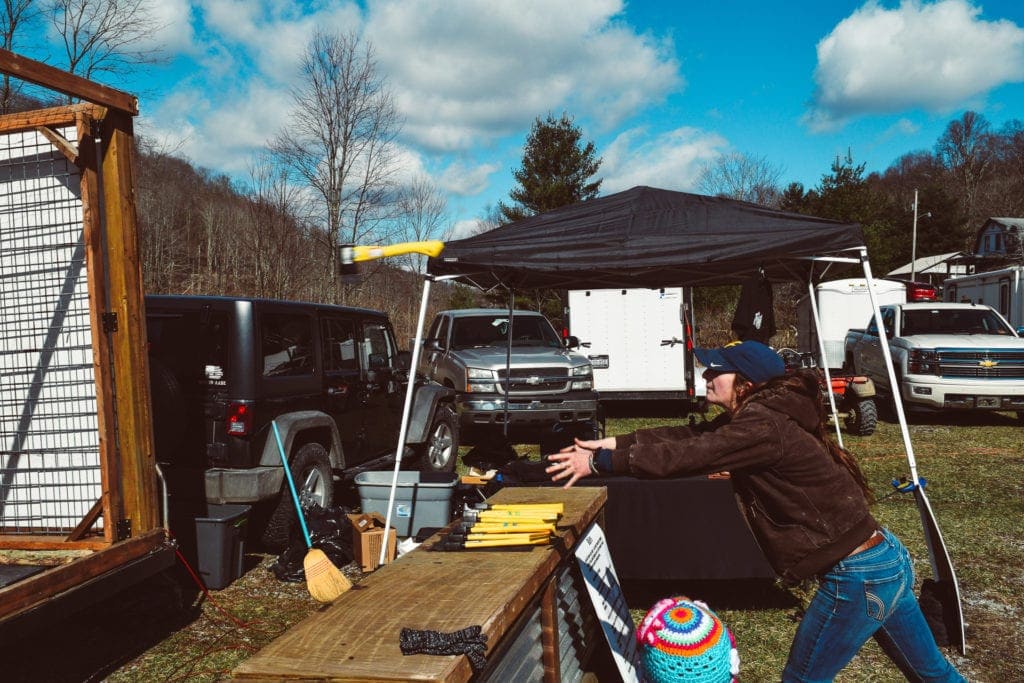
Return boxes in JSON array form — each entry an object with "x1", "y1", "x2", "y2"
[{"x1": 782, "y1": 528, "x2": 965, "y2": 682}]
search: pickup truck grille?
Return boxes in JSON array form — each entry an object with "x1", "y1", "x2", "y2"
[
  {"x1": 497, "y1": 367, "x2": 570, "y2": 393},
  {"x1": 937, "y1": 350, "x2": 1024, "y2": 378}
]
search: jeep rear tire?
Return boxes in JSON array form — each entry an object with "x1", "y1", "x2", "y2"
[
  {"x1": 261, "y1": 442, "x2": 333, "y2": 549},
  {"x1": 419, "y1": 406, "x2": 459, "y2": 472}
]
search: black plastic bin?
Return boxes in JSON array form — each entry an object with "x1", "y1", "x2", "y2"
[{"x1": 194, "y1": 503, "x2": 250, "y2": 589}]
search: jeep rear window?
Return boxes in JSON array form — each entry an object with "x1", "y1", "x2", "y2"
[
  {"x1": 262, "y1": 313, "x2": 314, "y2": 376},
  {"x1": 147, "y1": 309, "x2": 229, "y2": 395}
]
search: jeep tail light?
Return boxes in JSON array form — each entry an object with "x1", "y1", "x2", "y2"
[
  {"x1": 226, "y1": 402, "x2": 253, "y2": 436},
  {"x1": 907, "y1": 349, "x2": 940, "y2": 375}
]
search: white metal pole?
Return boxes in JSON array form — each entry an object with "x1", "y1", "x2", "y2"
[
  {"x1": 379, "y1": 277, "x2": 433, "y2": 565},
  {"x1": 860, "y1": 249, "x2": 919, "y2": 483},
  {"x1": 911, "y1": 189, "x2": 919, "y2": 282},
  {"x1": 807, "y1": 280, "x2": 844, "y2": 448}
]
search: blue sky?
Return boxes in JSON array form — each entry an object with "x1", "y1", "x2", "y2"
[{"x1": 17, "y1": 0, "x2": 1024, "y2": 238}]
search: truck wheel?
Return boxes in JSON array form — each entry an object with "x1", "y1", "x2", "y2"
[
  {"x1": 419, "y1": 406, "x2": 459, "y2": 472},
  {"x1": 845, "y1": 398, "x2": 878, "y2": 436},
  {"x1": 261, "y1": 442, "x2": 333, "y2": 549}
]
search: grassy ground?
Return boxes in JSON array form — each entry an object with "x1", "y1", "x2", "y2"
[{"x1": 2, "y1": 410, "x2": 1020, "y2": 681}]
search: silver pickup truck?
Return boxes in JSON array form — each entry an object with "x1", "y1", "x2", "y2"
[
  {"x1": 844, "y1": 301, "x2": 1024, "y2": 415},
  {"x1": 419, "y1": 308, "x2": 600, "y2": 446}
]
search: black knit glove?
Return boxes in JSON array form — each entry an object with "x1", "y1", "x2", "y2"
[{"x1": 399, "y1": 625, "x2": 488, "y2": 671}]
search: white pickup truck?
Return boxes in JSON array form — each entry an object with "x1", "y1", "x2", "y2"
[{"x1": 843, "y1": 302, "x2": 1024, "y2": 415}]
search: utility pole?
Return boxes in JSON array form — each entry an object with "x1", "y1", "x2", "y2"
[{"x1": 911, "y1": 189, "x2": 919, "y2": 282}]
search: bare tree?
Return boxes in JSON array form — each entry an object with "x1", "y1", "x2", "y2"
[
  {"x1": 698, "y1": 152, "x2": 784, "y2": 207},
  {"x1": 393, "y1": 176, "x2": 450, "y2": 274},
  {"x1": 2, "y1": 0, "x2": 38, "y2": 112},
  {"x1": 49, "y1": 0, "x2": 164, "y2": 89},
  {"x1": 935, "y1": 111, "x2": 996, "y2": 230},
  {"x1": 271, "y1": 30, "x2": 401, "y2": 303},
  {"x1": 245, "y1": 152, "x2": 316, "y2": 299}
]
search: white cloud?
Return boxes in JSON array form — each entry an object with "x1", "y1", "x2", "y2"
[
  {"x1": 449, "y1": 219, "x2": 483, "y2": 240},
  {"x1": 143, "y1": 0, "x2": 683, "y2": 213},
  {"x1": 437, "y1": 161, "x2": 501, "y2": 197},
  {"x1": 142, "y1": 81, "x2": 294, "y2": 176},
  {"x1": 146, "y1": 0, "x2": 197, "y2": 54},
  {"x1": 366, "y1": 0, "x2": 681, "y2": 153},
  {"x1": 806, "y1": 0, "x2": 1024, "y2": 132},
  {"x1": 600, "y1": 127, "x2": 728, "y2": 193}
]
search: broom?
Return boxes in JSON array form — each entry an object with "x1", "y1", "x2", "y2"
[{"x1": 271, "y1": 420, "x2": 351, "y2": 603}]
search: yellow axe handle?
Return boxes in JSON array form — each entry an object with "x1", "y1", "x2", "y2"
[
  {"x1": 463, "y1": 536, "x2": 551, "y2": 548},
  {"x1": 340, "y1": 240, "x2": 445, "y2": 264},
  {"x1": 489, "y1": 503, "x2": 564, "y2": 513}
]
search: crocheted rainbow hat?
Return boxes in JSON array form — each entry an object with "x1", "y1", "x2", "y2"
[{"x1": 637, "y1": 597, "x2": 739, "y2": 682}]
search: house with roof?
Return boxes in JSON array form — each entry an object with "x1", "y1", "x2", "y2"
[
  {"x1": 886, "y1": 251, "x2": 971, "y2": 286},
  {"x1": 971, "y1": 217, "x2": 1024, "y2": 261}
]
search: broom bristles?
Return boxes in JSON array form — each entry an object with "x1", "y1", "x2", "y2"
[{"x1": 304, "y1": 547, "x2": 352, "y2": 603}]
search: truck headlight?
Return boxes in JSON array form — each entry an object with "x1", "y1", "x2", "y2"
[
  {"x1": 571, "y1": 364, "x2": 592, "y2": 377},
  {"x1": 466, "y1": 367, "x2": 497, "y2": 393},
  {"x1": 571, "y1": 364, "x2": 592, "y2": 390},
  {"x1": 907, "y1": 349, "x2": 940, "y2": 375}
]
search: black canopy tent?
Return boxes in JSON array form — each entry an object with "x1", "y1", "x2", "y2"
[
  {"x1": 415, "y1": 185, "x2": 965, "y2": 653},
  {"x1": 428, "y1": 185, "x2": 865, "y2": 289}
]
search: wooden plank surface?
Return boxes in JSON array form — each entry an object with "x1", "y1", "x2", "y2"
[
  {"x1": 0, "y1": 49, "x2": 137, "y2": 114},
  {"x1": 232, "y1": 486, "x2": 607, "y2": 682},
  {"x1": 0, "y1": 529, "x2": 167, "y2": 622}
]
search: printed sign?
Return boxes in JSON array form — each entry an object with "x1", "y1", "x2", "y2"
[{"x1": 574, "y1": 523, "x2": 641, "y2": 682}]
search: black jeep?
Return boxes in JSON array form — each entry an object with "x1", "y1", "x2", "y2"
[{"x1": 145, "y1": 295, "x2": 458, "y2": 547}]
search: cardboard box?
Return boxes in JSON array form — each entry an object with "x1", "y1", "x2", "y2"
[{"x1": 347, "y1": 513, "x2": 397, "y2": 572}]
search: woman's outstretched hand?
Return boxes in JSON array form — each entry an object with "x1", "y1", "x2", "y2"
[{"x1": 545, "y1": 444, "x2": 593, "y2": 489}]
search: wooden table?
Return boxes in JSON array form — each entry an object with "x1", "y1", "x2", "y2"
[{"x1": 232, "y1": 486, "x2": 607, "y2": 682}]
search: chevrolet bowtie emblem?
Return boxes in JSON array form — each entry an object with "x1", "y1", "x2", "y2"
[{"x1": 979, "y1": 359, "x2": 998, "y2": 368}]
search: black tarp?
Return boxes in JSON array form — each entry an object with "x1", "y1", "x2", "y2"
[{"x1": 427, "y1": 185, "x2": 865, "y2": 289}]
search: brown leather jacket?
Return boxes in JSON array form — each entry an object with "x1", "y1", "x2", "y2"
[{"x1": 608, "y1": 381, "x2": 877, "y2": 581}]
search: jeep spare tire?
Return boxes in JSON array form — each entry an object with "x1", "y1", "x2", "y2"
[{"x1": 261, "y1": 442, "x2": 333, "y2": 549}]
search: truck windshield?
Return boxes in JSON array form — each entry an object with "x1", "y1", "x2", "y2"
[
  {"x1": 901, "y1": 308, "x2": 1014, "y2": 336},
  {"x1": 451, "y1": 315, "x2": 563, "y2": 349}
]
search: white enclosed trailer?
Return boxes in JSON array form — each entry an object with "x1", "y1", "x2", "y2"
[
  {"x1": 797, "y1": 278, "x2": 907, "y2": 370},
  {"x1": 944, "y1": 266, "x2": 1024, "y2": 330},
  {"x1": 567, "y1": 287, "x2": 705, "y2": 402}
]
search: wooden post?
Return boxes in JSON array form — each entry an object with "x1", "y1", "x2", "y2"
[
  {"x1": 77, "y1": 109, "x2": 122, "y2": 543},
  {"x1": 98, "y1": 109, "x2": 159, "y2": 535}
]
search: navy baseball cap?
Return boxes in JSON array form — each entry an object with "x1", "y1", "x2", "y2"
[{"x1": 695, "y1": 340, "x2": 786, "y2": 384}]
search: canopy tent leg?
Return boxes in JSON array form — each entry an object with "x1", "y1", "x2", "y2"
[
  {"x1": 806, "y1": 279, "x2": 845, "y2": 448},
  {"x1": 379, "y1": 277, "x2": 433, "y2": 566},
  {"x1": 859, "y1": 249, "x2": 966, "y2": 654}
]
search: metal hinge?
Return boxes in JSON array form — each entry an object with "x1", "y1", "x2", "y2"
[
  {"x1": 116, "y1": 518, "x2": 132, "y2": 541},
  {"x1": 102, "y1": 311, "x2": 118, "y2": 333}
]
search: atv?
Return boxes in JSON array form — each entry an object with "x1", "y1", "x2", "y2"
[{"x1": 778, "y1": 349, "x2": 878, "y2": 436}]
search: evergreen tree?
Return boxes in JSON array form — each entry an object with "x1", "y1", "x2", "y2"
[
  {"x1": 499, "y1": 112, "x2": 602, "y2": 222},
  {"x1": 808, "y1": 152, "x2": 905, "y2": 274}
]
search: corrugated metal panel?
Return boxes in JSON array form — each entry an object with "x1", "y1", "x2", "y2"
[
  {"x1": 481, "y1": 603, "x2": 544, "y2": 682},
  {"x1": 557, "y1": 563, "x2": 600, "y2": 682}
]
